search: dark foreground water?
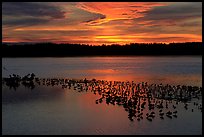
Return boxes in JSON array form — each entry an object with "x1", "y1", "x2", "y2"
[{"x1": 2, "y1": 56, "x2": 202, "y2": 135}]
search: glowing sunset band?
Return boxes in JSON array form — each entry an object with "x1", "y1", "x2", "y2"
[{"x1": 2, "y1": 2, "x2": 202, "y2": 44}]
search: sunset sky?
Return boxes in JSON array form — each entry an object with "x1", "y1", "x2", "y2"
[{"x1": 2, "y1": 2, "x2": 202, "y2": 45}]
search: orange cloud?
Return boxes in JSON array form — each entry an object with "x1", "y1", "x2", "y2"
[
  {"x1": 2, "y1": 2, "x2": 202, "y2": 44},
  {"x1": 77, "y1": 2, "x2": 167, "y2": 25}
]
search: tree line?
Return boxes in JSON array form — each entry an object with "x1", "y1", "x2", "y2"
[{"x1": 2, "y1": 42, "x2": 202, "y2": 57}]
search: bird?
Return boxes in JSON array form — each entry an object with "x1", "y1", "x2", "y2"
[
  {"x1": 173, "y1": 114, "x2": 177, "y2": 118},
  {"x1": 160, "y1": 116, "x2": 164, "y2": 119},
  {"x1": 173, "y1": 110, "x2": 177, "y2": 114},
  {"x1": 159, "y1": 109, "x2": 163, "y2": 112},
  {"x1": 3, "y1": 66, "x2": 8, "y2": 71}
]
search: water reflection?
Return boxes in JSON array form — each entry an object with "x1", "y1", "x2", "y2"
[
  {"x1": 3, "y1": 56, "x2": 202, "y2": 87},
  {"x1": 2, "y1": 74, "x2": 202, "y2": 122}
]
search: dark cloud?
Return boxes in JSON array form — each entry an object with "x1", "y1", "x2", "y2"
[
  {"x1": 6, "y1": 30, "x2": 98, "y2": 38},
  {"x1": 2, "y1": 2, "x2": 66, "y2": 19},
  {"x1": 129, "y1": 6, "x2": 142, "y2": 8},
  {"x1": 3, "y1": 18, "x2": 50, "y2": 26},
  {"x1": 2, "y1": 2, "x2": 202, "y2": 44},
  {"x1": 84, "y1": 14, "x2": 106, "y2": 23},
  {"x1": 140, "y1": 2, "x2": 201, "y2": 21},
  {"x1": 24, "y1": 30, "x2": 98, "y2": 36},
  {"x1": 177, "y1": 20, "x2": 202, "y2": 27},
  {"x1": 122, "y1": 13, "x2": 128, "y2": 15}
]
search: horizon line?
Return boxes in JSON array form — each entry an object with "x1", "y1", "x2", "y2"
[{"x1": 2, "y1": 41, "x2": 202, "y2": 46}]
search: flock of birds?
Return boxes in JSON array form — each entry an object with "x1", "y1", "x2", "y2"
[{"x1": 2, "y1": 73, "x2": 202, "y2": 122}]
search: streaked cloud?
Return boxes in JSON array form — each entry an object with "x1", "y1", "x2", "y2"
[
  {"x1": 135, "y1": 2, "x2": 202, "y2": 26},
  {"x1": 2, "y1": 2, "x2": 66, "y2": 19},
  {"x1": 2, "y1": 2, "x2": 202, "y2": 44}
]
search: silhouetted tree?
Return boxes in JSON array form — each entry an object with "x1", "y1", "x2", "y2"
[{"x1": 2, "y1": 42, "x2": 202, "y2": 57}]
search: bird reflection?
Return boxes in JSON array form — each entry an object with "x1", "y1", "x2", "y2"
[{"x1": 2, "y1": 74, "x2": 202, "y2": 121}]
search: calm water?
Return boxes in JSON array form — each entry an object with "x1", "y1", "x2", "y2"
[
  {"x1": 2, "y1": 56, "x2": 202, "y2": 135},
  {"x1": 2, "y1": 56, "x2": 202, "y2": 86}
]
